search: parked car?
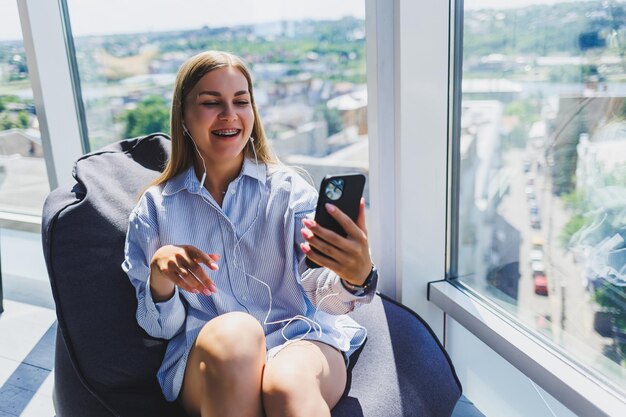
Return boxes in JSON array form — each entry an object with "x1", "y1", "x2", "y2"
[
  {"x1": 533, "y1": 272, "x2": 548, "y2": 296},
  {"x1": 530, "y1": 248, "x2": 543, "y2": 263},
  {"x1": 531, "y1": 260, "x2": 545, "y2": 273},
  {"x1": 530, "y1": 213, "x2": 541, "y2": 229}
]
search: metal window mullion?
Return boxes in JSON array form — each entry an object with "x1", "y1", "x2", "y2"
[
  {"x1": 17, "y1": 0, "x2": 84, "y2": 190},
  {"x1": 446, "y1": 0, "x2": 464, "y2": 279},
  {"x1": 59, "y1": 0, "x2": 90, "y2": 154}
]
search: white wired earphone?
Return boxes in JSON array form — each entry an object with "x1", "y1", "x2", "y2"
[{"x1": 182, "y1": 122, "x2": 353, "y2": 349}]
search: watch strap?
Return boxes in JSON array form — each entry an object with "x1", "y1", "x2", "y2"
[{"x1": 341, "y1": 265, "x2": 377, "y2": 296}]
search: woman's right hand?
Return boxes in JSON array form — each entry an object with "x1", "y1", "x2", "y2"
[{"x1": 149, "y1": 245, "x2": 220, "y2": 302}]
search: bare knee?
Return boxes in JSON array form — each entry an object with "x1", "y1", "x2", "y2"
[
  {"x1": 195, "y1": 312, "x2": 265, "y2": 367},
  {"x1": 262, "y1": 364, "x2": 317, "y2": 408}
]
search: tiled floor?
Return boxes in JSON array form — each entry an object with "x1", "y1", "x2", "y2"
[{"x1": 0, "y1": 300, "x2": 56, "y2": 417}]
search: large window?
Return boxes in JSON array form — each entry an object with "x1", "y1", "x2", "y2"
[
  {"x1": 456, "y1": 0, "x2": 626, "y2": 392},
  {"x1": 64, "y1": 0, "x2": 367, "y2": 192},
  {"x1": 0, "y1": 1, "x2": 47, "y2": 217}
]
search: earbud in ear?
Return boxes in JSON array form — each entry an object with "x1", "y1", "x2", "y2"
[{"x1": 250, "y1": 137, "x2": 255, "y2": 142}]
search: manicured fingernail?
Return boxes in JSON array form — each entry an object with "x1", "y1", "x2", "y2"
[
  {"x1": 210, "y1": 262, "x2": 219, "y2": 270},
  {"x1": 301, "y1": 228, "x2": 312, "y2": 239},
  {"x1": 202, "y1": 288, "x2": 211, "y2": 296},
  {"x1": 302, "y1": 218, "x2": 313, "y2": 227},
  {"x1": 300, "y1": 242, "x2": 310, "y2": 253},
  {"x1": 325, "y1": 203, "x2": 336, "y2": 213},
  {"x1": 209, "y1": 283, "x2": 218, "y2": 293},
  {"x1": 192, "y1": 289, "x2": 200, "y2": 294}
]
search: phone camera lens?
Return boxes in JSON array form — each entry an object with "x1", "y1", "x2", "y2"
[{"x1": 325, "y1": 179, "x2": 344, "y2": 201}]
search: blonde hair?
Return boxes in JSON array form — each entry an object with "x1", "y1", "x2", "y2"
[{"x1": 151, "y1": 50, "x2": 278, "y2": 187}]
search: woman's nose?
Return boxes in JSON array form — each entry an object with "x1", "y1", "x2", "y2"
[{"x1": 218, "y1": 105, "x2": 237, "y2": 121}]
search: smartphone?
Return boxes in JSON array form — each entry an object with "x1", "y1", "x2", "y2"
[{"x1": 305, "y1": 173, "x2": 366, "y2": 268}]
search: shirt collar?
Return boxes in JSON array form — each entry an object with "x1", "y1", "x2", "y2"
[{"x1": 162, "y1": 158, "x2": 267, "y2": 196}]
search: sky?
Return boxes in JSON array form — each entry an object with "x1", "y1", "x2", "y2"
[
  {"x1": 0, "y1": 0, "x2": 599, "y2": 41},
  {"x1": 1, "y1": 0, "x2": 366, "y2": 40}
]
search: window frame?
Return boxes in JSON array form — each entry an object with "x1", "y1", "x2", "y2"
[
  {"x1": 17, "y1": 0, "x2": 84, "y2": 190},
  {"x1": 431, "y1": 0, "x2": 626, "y2": 414}
]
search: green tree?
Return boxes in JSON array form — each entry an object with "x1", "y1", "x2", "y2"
[
  {"x1": 551, "y1": 115, "x2": 585, "y2": 195},
  {"x1": 0, "y1": 95, "x2": 22, "y2": 113},
  {"x1": 17, "y1": 111, "x2": 30, "y2": 129},
  {"x1": 559, "y1": 214, "x2": 586, "y2": 247},
  {"x1": 618, "y1": 99, "x2": 626, "y2": 120},
  {"x1": 120, "y1": 96, "x2": 170, "y2": 138},
  {"x1": 320, "y1": 105, "x2": 343, "y2": 136},
  {"x1": 595, "y1": 283, "x2": 626, "y2": 362},
  {"x1": 0, "y1": 113, "x2": 14, "y2": 130}
]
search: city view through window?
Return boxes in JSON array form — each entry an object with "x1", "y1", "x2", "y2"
[
  {"x1": 0, "y1": 1, "x2": 47, "y2": 217},
  {"x1": 66, "y1": 0, "x2": 368, "y2": 198},
  {"x1": 0, "y1": 0, "x2": 367, "y2": 219},
  {"x1": 458, "y1": 0, "x2": 626, "y2": 391}
]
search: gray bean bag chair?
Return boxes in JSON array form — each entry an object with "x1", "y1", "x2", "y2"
[{"x1": 42, "y1": 134, "x2": 462, "y2": 417}]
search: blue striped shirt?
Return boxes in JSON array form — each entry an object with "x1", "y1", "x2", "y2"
[{"x1": 122, "y1": 158, "x2": 374, "y2": 401}]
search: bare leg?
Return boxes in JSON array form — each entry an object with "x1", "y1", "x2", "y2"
[
  {"x1": 262, "y1": 340, "x2": 347, "y2": 417},
  {"x1": 179, "y1": 312, "x2": 266, "y2": 417}
]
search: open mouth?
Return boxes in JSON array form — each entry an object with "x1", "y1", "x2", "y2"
[{"x1": 211, "y1": 129, "x2": 241, "y2": 138}]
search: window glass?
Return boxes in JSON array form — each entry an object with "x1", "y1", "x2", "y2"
[
  {"x1": 457, "y1": 0, "x2": 626, "y2": 390},
  {"x1": 0, "y1": 1, "x2": 48, "y2": 217},
  {"x1": 65, "y1": 0, "x2": 367, "y2": 193}
]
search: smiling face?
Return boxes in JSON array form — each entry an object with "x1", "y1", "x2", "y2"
[{"x1": 183, "y1": 65, "x2": 254, "y2": 170}]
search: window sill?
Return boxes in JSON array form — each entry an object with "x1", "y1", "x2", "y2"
[
  {"x1": 0, "y1": 211, "x2": 41, "y2": 233},
  {"x1": 428, "y1": 280, "x2": 626, "y2": 417}
]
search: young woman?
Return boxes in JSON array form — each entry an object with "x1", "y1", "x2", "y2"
[{"x1": 123, "y1": 50, "x2": 378, "y2": 417}]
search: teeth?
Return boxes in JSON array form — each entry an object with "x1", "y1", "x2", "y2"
[{"x1": 213, "y1": 129, "x2": 239, "y2": 136}]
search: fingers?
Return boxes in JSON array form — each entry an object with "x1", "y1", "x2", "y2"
[
  {"x1": 184, "y1": 245, "x2": 220, "y2": 271},
  {"x1": 169, "y1": 259, "x2": 216, "y2": 296},
  {"x1": 300, "y1": 241, "x2": 341, "y2": 271},
  {"x1": 300, "y1": 239, "x2": 370, "y2": 283},
  {"x1": 356, "y1": 198, "x2": 367, "y2": 234},
  {"x1": 301, "y1": 218, "x2": 362, "y2": 271},
  {"x1": 302, "y1": 213, "x2": 366, "y2": 255},
  {"x1": 181, "y1": 249, "x2": 219, "y2": 295},
  {"x1": 300, "y1": 227, "x2": 344, "y2": 262},
  {"x1": 325, "y1": 203, "x2": 367, "y2": 238},
  {"x1": 301, "y1": 201, "x2": 372, "y2": 283},
  {"x1": 182, "y1": 263, "x2": 218, "y2": 295},
  {"x1": 154, "y1": 245, "x2": 220, "y2": 295}
]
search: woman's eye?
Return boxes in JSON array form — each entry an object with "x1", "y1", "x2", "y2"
[
  {"x1": 236, "y1": 101, "x2": 249, "y2": 106},
  {"x1": 202, "y1": 102, "x2": 219, "y2": 106}
]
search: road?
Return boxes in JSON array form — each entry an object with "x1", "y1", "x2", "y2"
[{"x1": 496, "y1": 147, "x2": 609, "y2": 359}]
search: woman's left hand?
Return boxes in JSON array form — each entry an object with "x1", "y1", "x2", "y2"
[{"x1": 300, "y1": 198, "x2": 372, "y2": 286}]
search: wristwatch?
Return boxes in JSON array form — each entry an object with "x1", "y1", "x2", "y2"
[{"x1": 341, "y1": 265, "x2": 378, "y2": 297}]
